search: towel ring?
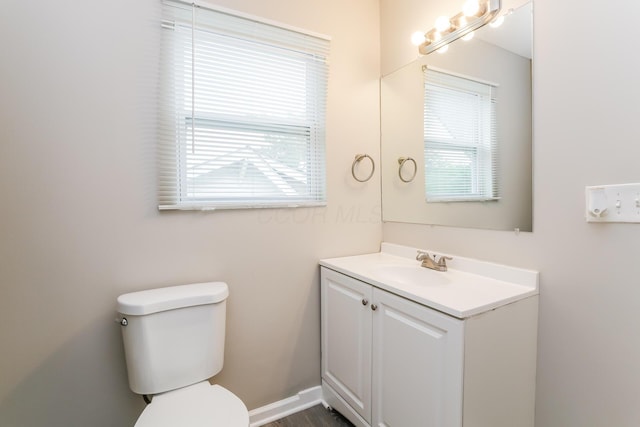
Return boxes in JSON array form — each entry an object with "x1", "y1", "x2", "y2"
[
  {"x1": 352, "y1": 154, "x2": 375, "y2": 182},
  {"x1": 398, "y1": 157, "x2": 417, "y2": 183}
]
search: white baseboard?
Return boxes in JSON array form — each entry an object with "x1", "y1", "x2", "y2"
[{"x1": 248, "y1": 385, "x2": 325, "y2": 427}]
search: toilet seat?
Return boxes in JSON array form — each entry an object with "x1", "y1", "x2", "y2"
[{"x1": 135, "y1": 381, "x2": 249, "y2": 427}]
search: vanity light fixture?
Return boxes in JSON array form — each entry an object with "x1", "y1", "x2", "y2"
[{"x1": 417, "y1": 0, "x2": 501, "y2": 55}]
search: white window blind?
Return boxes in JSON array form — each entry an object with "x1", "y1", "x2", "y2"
[
  {"x1": 423, "y1": 67, "x2": 498, "y2": 202},
  {"x1": 159, "y1": 0, "x2": 329, "y2": 210}
]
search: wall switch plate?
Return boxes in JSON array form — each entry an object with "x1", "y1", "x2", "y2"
[{"x1": 586, "y1": 183, "x2": 640, "y2": 223}]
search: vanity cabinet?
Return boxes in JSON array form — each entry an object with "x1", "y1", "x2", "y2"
[{"x1": 320, "y1": 266, "x2": 538, "y2": 427}]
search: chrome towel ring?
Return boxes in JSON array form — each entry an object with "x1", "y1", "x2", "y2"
[
  {"x1": 398, "y1": 157, "x2": 417, "y2": 183},
  {"x1": 352, "y1": 154, "x2": 375, "y2": 182}
]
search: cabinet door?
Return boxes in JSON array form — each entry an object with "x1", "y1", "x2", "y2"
[
  {"x1": 321, "y1": 268, "x2": 373, "y2": 423},
  {"x1": 371, "y1": 288, "x2": 464, "y2": 427}
]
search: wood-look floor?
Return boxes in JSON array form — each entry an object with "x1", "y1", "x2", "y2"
[{"x1": 262, "y1": 405, "x2": 354, "y2": 427}]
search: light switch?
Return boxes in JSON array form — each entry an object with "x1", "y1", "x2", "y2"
[{"x1": 586, "y1": 183, "x2": 640, "y2": 223}]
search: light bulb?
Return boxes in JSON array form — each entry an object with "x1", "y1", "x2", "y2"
[
  {"x1": 489, "y1": 15, "x2": 504, "y2": 28},
  {"x1": 436, "y1": 44, "x2": 449, "y2": 54},
  {"x1": 463, "y1": 0, "x2": 480, "y2": 17},
  {"x1": 435, "y1": 16, "x2": 451, "y2": 33},
  {"x1": 462, "y1": 31, "x2": 475, "y2": 41},
  {"x1": 411, "y1": 31, "x2": 426, "y2": 46}
]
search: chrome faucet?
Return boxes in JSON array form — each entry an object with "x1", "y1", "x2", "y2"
[{"x1": 416, "y1": 250, "x2": 452, "y2": 272}]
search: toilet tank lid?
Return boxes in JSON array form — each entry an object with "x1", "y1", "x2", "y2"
[{"x1": 117, "y1": 282, "x2": 229, "y2": 315}]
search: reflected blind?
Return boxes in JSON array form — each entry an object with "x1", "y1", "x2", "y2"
[
  {"x1": 423, "y1": 67, "x2": 498, "y2": 202},
  {"x1": 159, "y1": 0, "x2": 329, "y2": 210}
]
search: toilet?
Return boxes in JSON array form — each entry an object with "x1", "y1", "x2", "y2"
[{"x1": 116, "y1": 282, "x2": 249, "y2": 426}]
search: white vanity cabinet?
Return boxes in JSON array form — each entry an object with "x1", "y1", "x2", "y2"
[
  {"x1": 320, "y1": 264, "x2": 538, "y2": 427},
  {"x1": 321, "y1": 267, "x2": 463, "y2": 427}
]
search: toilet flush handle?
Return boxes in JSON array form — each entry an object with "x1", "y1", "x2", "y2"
[{"x1": 115, "y1": 317, "x2": 128, "y2": 326}]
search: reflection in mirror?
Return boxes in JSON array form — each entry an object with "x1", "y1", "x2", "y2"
[{"x1": 381, "y1": 0, "x2": 533, "y2": 231}]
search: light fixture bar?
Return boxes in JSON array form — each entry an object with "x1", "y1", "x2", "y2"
[{"x1": 418, "y1": 0, "x2": 501, "y2": 55}]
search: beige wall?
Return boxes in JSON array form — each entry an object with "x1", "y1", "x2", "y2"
[
  {"x1": 0, "y1": 0, "x2": 380, "y2": 425},
  {"x1": 382, "y1": 0, "x2": 640, "y2": 425}
]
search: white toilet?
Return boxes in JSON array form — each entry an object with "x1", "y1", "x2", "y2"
[{"x1": 116, "y1": 282, "x2": 249, "y2": 426}]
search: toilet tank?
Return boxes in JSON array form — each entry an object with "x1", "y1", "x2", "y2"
[{"x1": 116, "y1": 282, "x2": 229, "y2": 395}]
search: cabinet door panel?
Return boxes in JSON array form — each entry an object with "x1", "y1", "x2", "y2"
[
  {"x1": 321, "y1": 268, "x2": 372, "y2": 423},
  {"x1": 372, "y1": 289, "x2": 464, "y2": 427}
]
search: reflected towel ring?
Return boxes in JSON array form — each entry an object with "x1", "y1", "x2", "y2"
[
  {"x1": 398, "y1": 157, "x2": 417, "y2": 183},
  {"x1": 352, "y1": 154, "x2": 375, "y2": 182}
]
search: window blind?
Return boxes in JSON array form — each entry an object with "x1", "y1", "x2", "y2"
[
  {"x1": 423, "y1": 67, "x2": 498, "y2": 202},
  {"x1": 159, "y1": 0, "x2": 329, "y2": 210}
]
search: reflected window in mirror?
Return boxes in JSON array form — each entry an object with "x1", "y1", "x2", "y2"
[{"x1": 424, "y1": 67, "x2": 498, "y2": 202}]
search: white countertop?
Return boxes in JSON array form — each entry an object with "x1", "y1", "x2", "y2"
[{"x1": 320, "y1": 243, "x2": 538, "y2": 319}]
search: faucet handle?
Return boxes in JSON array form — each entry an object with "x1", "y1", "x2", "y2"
[
  {"x1": 416, "y1": 250, "x2": 430, "y2": 261},
  {"x1": 436, "y1": 255, "x2": 452, "y2": 267}
]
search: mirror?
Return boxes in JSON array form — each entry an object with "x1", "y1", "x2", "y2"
[{"x1": 381, "y1": 0, "x2": 533, "y2": 231}]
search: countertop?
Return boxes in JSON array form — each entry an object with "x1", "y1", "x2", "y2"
[{"x1": 320, "y1": 243, "x2": 538, "y2": 319}]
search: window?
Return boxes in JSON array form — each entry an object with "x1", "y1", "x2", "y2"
[
  {"x1": 423, "y1": 67, "x2": 498, "y2": 202},
  {"x1": 158, "y1": 0, "x2": 330, "y2": 210}
]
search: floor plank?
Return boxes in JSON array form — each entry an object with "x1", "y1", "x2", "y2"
[{"x1": 262, "y1": 404, "x2": 354, "y2": 427}]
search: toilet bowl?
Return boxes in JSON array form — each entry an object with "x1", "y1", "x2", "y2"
[
  {"x1": 135, "y1": 381, "x2": 248, "y2": 426},
  {"x1": 116, "y1": 282, "x2": 249, "y2": 427}
]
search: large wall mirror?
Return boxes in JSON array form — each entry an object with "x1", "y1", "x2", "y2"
[{"x1": 381, "y1": 0, "x2": 533, "y2": 231}]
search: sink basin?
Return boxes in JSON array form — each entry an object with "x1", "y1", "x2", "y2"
[{"x1": 372, "y1": 264, "x2": 451, "y2": 287}]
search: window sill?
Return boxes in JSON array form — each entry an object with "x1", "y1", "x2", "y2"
[
  {"x1": 426, "y1": 196, "x2": 501, "y2": 203},
  {"x1": 158, "y1": 201, "x2": 327, "y2": 211}
]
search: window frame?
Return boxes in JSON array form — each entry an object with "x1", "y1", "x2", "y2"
[{"x1": 158, "y1": 0, "x2": 330, "y2": 211}]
